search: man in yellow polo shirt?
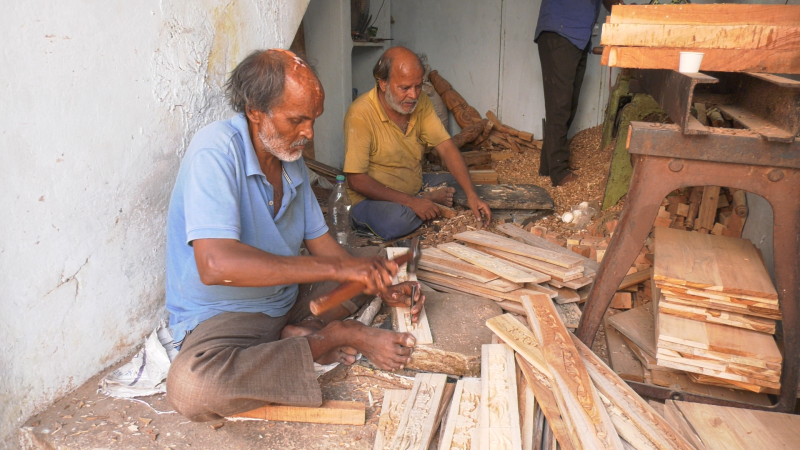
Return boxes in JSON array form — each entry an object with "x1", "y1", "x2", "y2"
[{"x1": 343, "y1": 46, "x2": 491, "y2": 240}]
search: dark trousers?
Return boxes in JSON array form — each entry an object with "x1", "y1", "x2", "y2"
[
  {"x1": 537, "y1": 32, "x2": 590, "y2": 186},
  {"x1": 166, "y1": 282, "x2": 368, "y2": 422},
  {"x1": 351, "y1": 172, "x2": 457, "y2": 240}
]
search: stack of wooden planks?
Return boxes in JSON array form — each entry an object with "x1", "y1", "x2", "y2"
[
  {"x1": 653, "y1": 227, "x2": 782, "y2": 393},
  {"x1": 600, "y1": 4, "x2": 800, "y2": 74},
  {"x1": 664, "y1": 400, "x2": 800, "y2": 449},
  {"x1": 485, "y1": 294, "x2": 697, "y2": 450},
  {"x1": 417, "y1": 229, "x2": 591, "y2": 330}
]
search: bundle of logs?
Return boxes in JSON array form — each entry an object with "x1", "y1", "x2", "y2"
[{"x1": 429, "y1": 70, "x2": 539, "y2": 154}]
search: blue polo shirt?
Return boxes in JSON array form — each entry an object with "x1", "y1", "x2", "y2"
[
  {"x1": 535, "y1": 0, "x2": 602, "y2": 51},
  {"x1": 165, "y1": 113, "x2": 328, "y2": 345}
]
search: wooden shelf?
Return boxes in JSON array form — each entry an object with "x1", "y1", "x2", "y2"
[{"x1": 352, "y1": 41, "x2": 385, "y2": 47}]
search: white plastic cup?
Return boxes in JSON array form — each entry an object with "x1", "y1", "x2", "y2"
[{"x1": 679, "y1": 52, "x2": 704, "y2": 73}]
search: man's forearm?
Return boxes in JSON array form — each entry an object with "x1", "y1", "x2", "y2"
[
  {"x1": 193, "y1": 238, "x2": 350, "y2": 287},
  {"x1": 435, "y1": 139, "x2": 479, "y2": 199},
  {"x1": 346, "y1": 172, "x2": 417, "y2": 206}
]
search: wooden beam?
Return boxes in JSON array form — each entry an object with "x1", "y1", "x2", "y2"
[
  {"x1": 601, "y1": 24, "x2": 800, "y2": 50},
  {"x1": 231, "y1": 400, "x2": 365, "y2": 425},
  {"x1": 608, "y1": 4, "x2": 800, "y2": 26}
]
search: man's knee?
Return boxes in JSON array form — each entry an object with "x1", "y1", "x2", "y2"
[
  {"x1": 166, "y1": 351, "x2": 224, "y2": 422},
  {"x1": 352, "y1": 201, "x2": 422, "y2": 240}
]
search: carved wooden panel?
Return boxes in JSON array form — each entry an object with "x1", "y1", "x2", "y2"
[
  {"x1": 520, "y1": 295, "x2": 624, "y2": 450},
  {"x1": 389, "y1": 373, "x2": 448, "y2": 450},
  {"x1": 479, "y1": 344, "x2": 522, "y2": 450},
  {"x1": 439, "y1": 378, "x2": 481, "y2": 450},
  {"x1": 374, "y1": 389, "x2": 411, "y2": 450}
]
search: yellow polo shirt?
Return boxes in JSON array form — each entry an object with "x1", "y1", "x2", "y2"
[{"x1": 343, "y1": 87, "x2": 450, "y2": 205}]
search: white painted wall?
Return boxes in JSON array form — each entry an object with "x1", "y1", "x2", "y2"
[
  {"x1": 0, "y1": 1, "x2": 308, "y2": 447},
  {"x1": 304, "y1": 0, "x2": 353, "y2": 169}
]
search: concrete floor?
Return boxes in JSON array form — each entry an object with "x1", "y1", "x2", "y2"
[{"x1": 19, "y1": 356, "x2": 418, "y2": 450}]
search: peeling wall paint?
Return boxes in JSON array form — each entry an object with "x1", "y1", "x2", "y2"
[{"x1": 0, "y1": 1, "x2": 308, "y2": 447}]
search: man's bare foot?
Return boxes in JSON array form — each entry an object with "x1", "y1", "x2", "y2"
[
  {"x1": 283, "y1": 321, "x2": 359, "y2": 366},
  {"x1": 303, "y1": 320, "x2": 415, "y2": 371},
  {"x1": 421, "y1": 186, "x2": 456, "y2": 207}
]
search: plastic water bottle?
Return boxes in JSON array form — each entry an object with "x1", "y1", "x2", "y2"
[{"x1": 328, "y1": 175, "x2": 353, "y2": 247}]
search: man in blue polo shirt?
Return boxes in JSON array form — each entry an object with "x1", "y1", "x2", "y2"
[
  {"x1": 164, "y1": 49, "x2": 424, "y2": 422},
  {"x1": 535, "y1": 0, "x2": 621, "y2": 187}
]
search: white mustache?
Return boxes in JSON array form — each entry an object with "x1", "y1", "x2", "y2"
[{"x1": 291, "y1": 137, "x2": 309, "y2": 148}]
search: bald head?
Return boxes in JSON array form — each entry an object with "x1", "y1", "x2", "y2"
[
  {"x1": 372, "y1": 46, "x2": 424, "y2": 86},
  {"x1": 226, "y1": 49, "x2": 323, "y2": 114}
]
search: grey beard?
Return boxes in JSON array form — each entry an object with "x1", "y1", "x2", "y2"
[
  {"x1": 258, "y1": 129, "x2": 307, "y2": 162},
  {"x1": 385, "y1": 88, "x2": 417, "y2": 115}
]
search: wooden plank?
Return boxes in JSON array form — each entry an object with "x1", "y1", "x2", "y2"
[
  {"x1": 455, "y1": 231, "x2": 584, "y2": 269},
  {"x1": 657, "y1": 313, "x2": 781, "y2": 362},
  {"x1": 496, "y1": 223, "x2": 600, "y2": 271},
  {"x1": 389, "y1": 373, "x2": 449, "y2": 450},
  {"x1": 374, "y1": 390, "x2": 411, "y2": 450},
  {"x1": 516, "y1": 356, "x2": 578, "y2": 450},
  {"x1": 603, "y1": 46, "x2": 800, "y2": 73},
  {"x1": 658, "y1": 281, "x2": 779, "y2": 306},
  {"x1": 607, "y1": 303, "x2": 657, "y2": 359},
  {"x1": 658, "y1": 297, "x2": 776, "y2": 334},
  {"x1": 671, "y1": 400, "x2": 800, "y2": 449},
  {"x1": 519, "y1": 296, "x2": 624, "y2": 450},
  {"x1": 694, "y1": 186, "x2": 720, "y2": 231},
  {"x1": 605, "y1": 312, "x2": 645, "y2": 383},
  {"x1": 654, "y1": 355, "x2": 781, "y2": 389},
  {"x1": 439, "y1": 378, "x2": 481, "y2": 450},
  {"x1": 547, "y1": 276, "x2": 595, "y2": 290},
  {"x1": 470, "y1": 169, "x2": 499, "y2": 184},
  {"x1": 663, "y1": 401, "x2": 706, "y2": 450},
  {"x1": 654, "y1": 228, "x2": 778, "y2": 299},
  {"x1": 471, "y1": 244, "x2": 583, "y2": 280},
  {"x1": 421, "y1": 248, "x2": 500, "y2": 283},
  {"x1": 658, "y1": 285, "x2": 781, "y2": 320},
  {"x1": 601, "y1": 23, "x2": 800, "y2": 50},
  {"x1": 609, "y1": 4, "x2": 800, "y2": 26},
  {"x1": 417, "y1": 269, "x2": 521, "y2": 293},
  {"x1": 651, "y1": 370, "x2": 771, "y2": 405},
  {"x1": 657, "y1": 339, "x2": 781, "y2": 373},
  {"x1": 521, "y1": 383, "x2": 536, "y2": 450},
  {"x1": 479, "y1": 344, "x2": 522, "y2": 450},
  {"x1": 438, "y1": 243, "x2": 546, "y2": 283},
  {"x1": 231, "y1": 400, "x2": 365, "y2": 425},
  {"x1": 619, "y1": 268, "x2": 652, "y2": 290},
  {"x1": 551, "y1": 286, "x2": 580, "y2": 305},
  {"x1": 393, "y1": 274, "x2": 434, "y2": 347},
  {"x1": 572, "y1": 334, "x2": 697, "y2": 450}
]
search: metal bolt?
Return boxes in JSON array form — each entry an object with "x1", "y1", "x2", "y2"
[
  {"x1": 768, "y1": 169, "x2": 784, "y2": 182},
  {"x1": 668, "y1": 159, "x2": 684, "y2": 172}
]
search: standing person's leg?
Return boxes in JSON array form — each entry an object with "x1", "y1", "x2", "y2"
[
  {"x1": 565, "y1": 45, "x2": 591, "y2": 141},
  {"x1": 536, "y1": 32, "x2": 585, "y2": 186}
]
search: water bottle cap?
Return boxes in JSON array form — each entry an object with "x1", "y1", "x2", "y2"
[{"x1": 336, "y1": 175, "x2": 345, "y2": 182}]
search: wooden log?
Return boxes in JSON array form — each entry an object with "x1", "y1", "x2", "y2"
[
  {"x1": 683, "y1": 187, "x2": 703, "y2": 229},
  {"x1": 231, "y1": 400, "x2": 365, "y2": 425},
  {"x1": 731, "y1": 189, "x2": 748, "y2": 218},
  {"x1": 706, "y1": 109, "x2": 725, "y2": 128},
  {"x1": 451, "y1": 120, "x2": 487, "y2": 149}
]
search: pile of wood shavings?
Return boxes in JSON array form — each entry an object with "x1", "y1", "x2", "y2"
[
  {"x1": 419, "y1": 210, "x2": 482, "y2": 248},
  {"x1": 493, "y1": 125, "x2": 624, "y2": 236}
]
